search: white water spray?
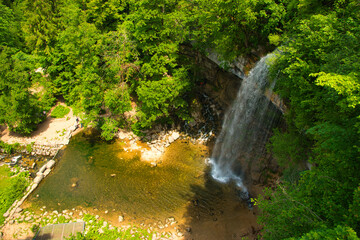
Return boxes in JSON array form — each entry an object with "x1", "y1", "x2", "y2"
[{"x1": 209, "y1": 54, "x2": 277, "y2": 199}]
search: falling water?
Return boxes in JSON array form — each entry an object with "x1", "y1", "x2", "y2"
[{"x1": 208, "y1": 54, "x2": 277, "y2": 200}]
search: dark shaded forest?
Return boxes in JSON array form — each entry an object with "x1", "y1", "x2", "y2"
[{"x1": 0, "y1": 0, "x2": 359, "y2": 239}]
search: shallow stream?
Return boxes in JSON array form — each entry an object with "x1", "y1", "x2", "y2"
[
  {"x1": 29, "y1": 131, "x2": 208, "y2": 222},
  {"x1": 28, "y1": 130, "x2": 259, "y2": 239}
]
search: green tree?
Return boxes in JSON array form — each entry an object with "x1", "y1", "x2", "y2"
[
  {"x1": 257, "y1": 1, "x2": 360, "y2": 239},
  {"x1": 0, "y1": 47, "x2": 44, "y2": 134},
  {"x1": 20, "y1": 0, "x2": 59, "y2": 54},
  {"x1": 0, "y1": 3, "x2": 20, "y2": 47}
]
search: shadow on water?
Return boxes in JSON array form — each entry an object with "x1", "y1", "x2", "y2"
[{"x1": 180, "y1": 169, "x2": 262, "y2": 240}]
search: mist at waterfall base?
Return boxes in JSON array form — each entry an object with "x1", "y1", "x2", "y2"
[{"x1": 208, "y1": 54, "x2": 277, "y2": 204}]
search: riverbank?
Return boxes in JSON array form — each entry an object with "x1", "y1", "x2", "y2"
[{"x1": 0, "y1": 102, "x2": 79, "y2": 157}]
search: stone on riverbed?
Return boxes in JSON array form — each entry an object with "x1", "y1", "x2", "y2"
[
  {"x1": 34, "y1": 175, "x2": 43, "y2": 184},
  {"x1": 43, "y1": 168, "x2": 51, "y2": 177},
  {"x1": 46, "y1": 160, "x2": 55, "y2": 169}
]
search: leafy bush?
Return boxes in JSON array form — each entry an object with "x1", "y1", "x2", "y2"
[
  {"x1": 26, "y1": 142, "x2": 35, "y2": 153},
  {"x1": 0, "y1": 141, "x2": 20, "y2": 154},
  {"x1": 100, "y1": 118, "x2": 118, "y2": 141},
  {"x1": 51, "y1": 105, "x2": 70, "y2": 118}
]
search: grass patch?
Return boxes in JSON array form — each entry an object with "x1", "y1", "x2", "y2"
[
  {"x1": 51, "y1": 105, "x2": 70, "y2": 118},
  {"x1": 0, "y1": 165, "x2": 30, "y2": 224},
  {"x1": 0, "y1": 141, "x2": 21, "y2": 154},
  {"x1": 67, "y1": 214, "x2": 170, "y2": 240}
]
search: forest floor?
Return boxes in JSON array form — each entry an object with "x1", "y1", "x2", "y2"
[{"x1": 0, "y1": 102, "x2": 78, "y2": 146}]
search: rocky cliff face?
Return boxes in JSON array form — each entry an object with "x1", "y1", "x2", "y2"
[{"x1": 184, "y1": 47, "x2": 284, "y2": 188}]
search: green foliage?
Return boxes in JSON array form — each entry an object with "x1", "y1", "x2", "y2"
[
  {"x1": 267, "y1": 129, "x2": 309, "y2": 166},
  {"x1": 136, "y1": 68, "x2": 191, "y2": 128},
  {"x1": 25, "y1": 143, "x2": 34, "y2": 153},
  {"x1": 290, "y1": 225, "x2": 360, "y2": 240},
  {"x1": 104, "y1": 86, "x2": 132, "y2": 116},
  {"x1": 31, "y1": 224, "x2": 40, "y2": 234},
  {"x1": 0, "y1": 47, "x2": 45, "y2": 134},
  {"x1": 0, "y1": 3, "x2": 20, "y2": 47},
  {"x1": 258, "y1": 1, "x2": 360, "y2": 239},
  {"x1": 0, "y1": 141, "x2": 20, "y2": 154},
  {"x1": 0, "y1": 167, "x2": 29, "y2": 224},
  {"x1": 100, "y1": 118, "x2": 119, "y2": 141},
  {"x1": 79, "y1": 0, "x2": 127, "y2": 31},
  {"x1": 51, "y1": 105, "x2": 70, "y2": 118},
  {"x1": 66, "y1": 214, "x2": 164, "y2": 240},
  {"x1": 20, "y1": 0, "x2": 59, "y2": 54},
  {"x1": 190, "y1": 0, "x2": 286, "y2": 59}
]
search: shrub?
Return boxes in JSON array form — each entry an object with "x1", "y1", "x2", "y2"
[{"x1": 0, "y1": 141, "x2": 21, "y2": 154}]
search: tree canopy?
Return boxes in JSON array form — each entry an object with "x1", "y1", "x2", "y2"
[{"x1": 0, "y1": 0, "x2": 359, "y2": 238}]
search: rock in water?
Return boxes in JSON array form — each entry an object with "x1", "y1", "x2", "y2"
[{"x1": 46, "y1": 160, "x2": 55, "y2": 169}]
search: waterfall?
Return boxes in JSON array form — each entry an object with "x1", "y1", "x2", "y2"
[{"x1": 208, "y1": 54, "x2": 277, "y2": 199}]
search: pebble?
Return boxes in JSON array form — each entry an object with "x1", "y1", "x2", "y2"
[{"x1": 118, "y1": 215, "x2": 124, "y2": 222}]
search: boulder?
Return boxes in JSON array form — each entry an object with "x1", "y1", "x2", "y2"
[
  {"x1": 39, "y1": 164, "x2": 47, "y2": 173},
  {"x1": 34, "y1": 175, "x2": 43, "y2": 184},
  {"x1": 171, "y1": 132, "x2": 180, "y2": 141},
  {"x1": 46, "y1": 160, "x2": 56, "y2": 169},
  {"x1": 43, "y1": 168, "x2": 51, "y2": 177}
]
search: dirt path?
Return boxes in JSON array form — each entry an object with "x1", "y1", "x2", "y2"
[{"x1": 1, "y1": 103, "x2": 78, "y2": 146}]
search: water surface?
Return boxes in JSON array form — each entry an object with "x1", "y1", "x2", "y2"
[{"x1": 29, "y1": 131, "x2": 208, "y2": 223}]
